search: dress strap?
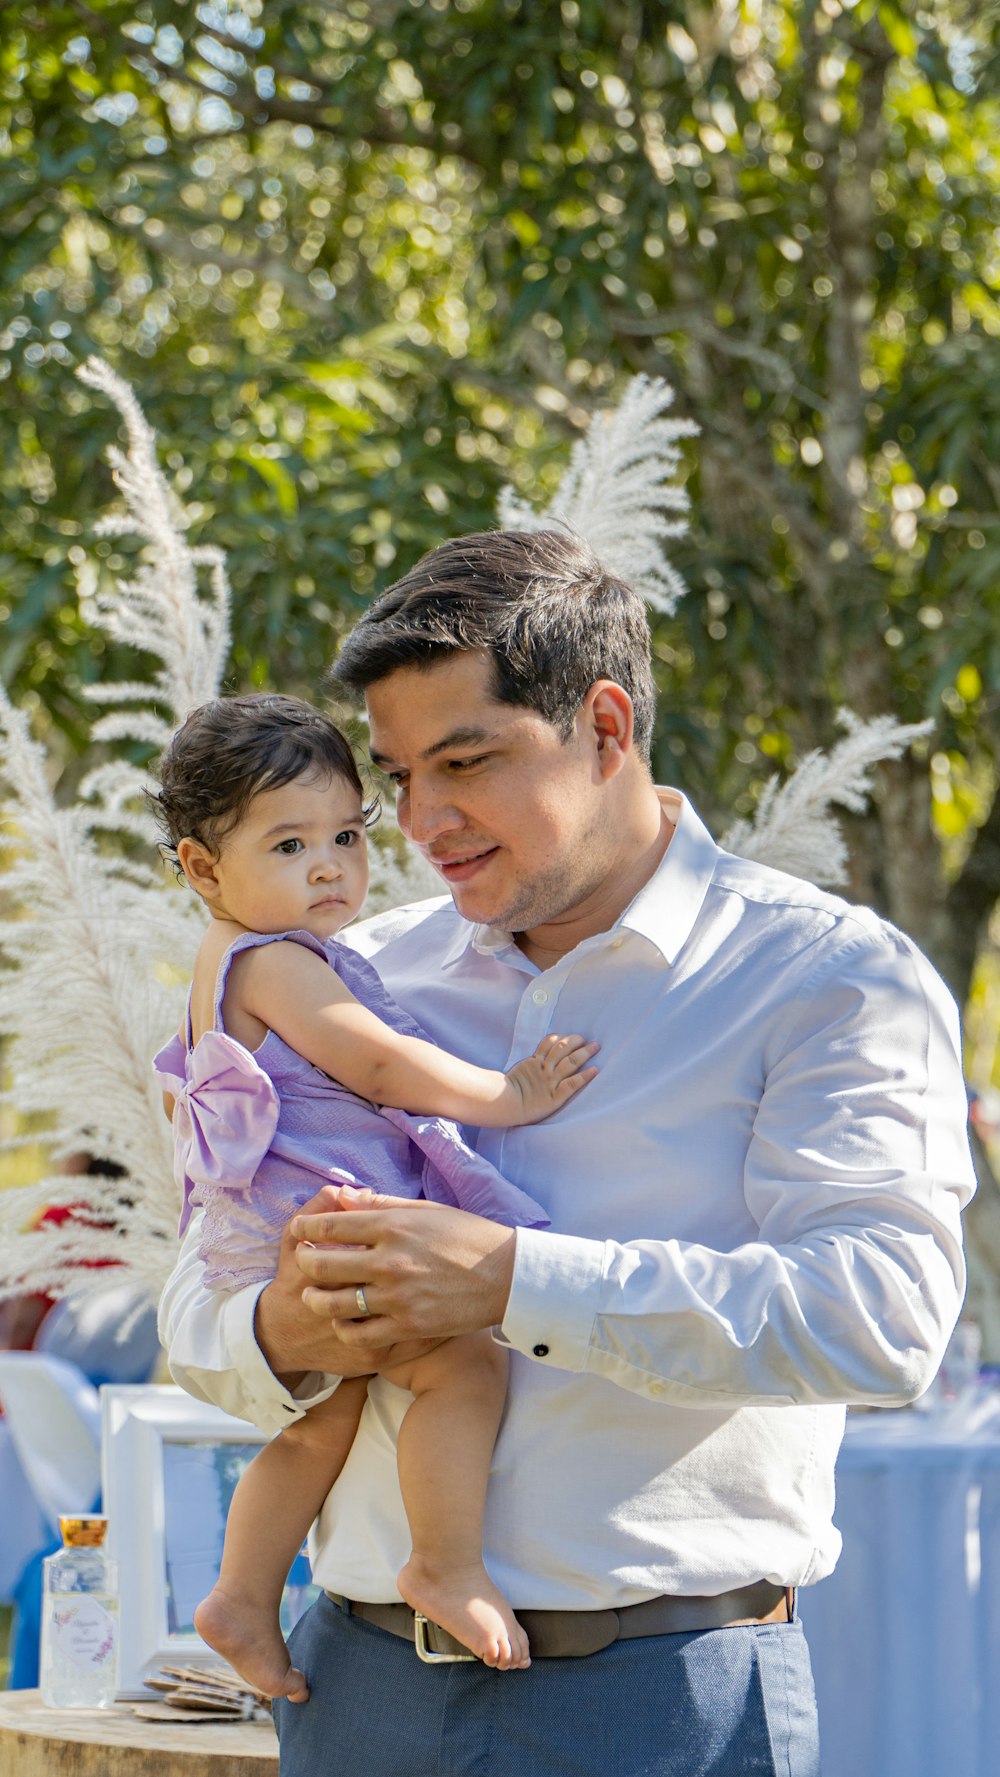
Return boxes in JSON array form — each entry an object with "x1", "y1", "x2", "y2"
[{"x1": 211, "y1": 928, "x2": 330, "y2": 1032}]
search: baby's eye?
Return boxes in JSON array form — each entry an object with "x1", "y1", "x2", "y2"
[
  {"x1": 275, "y1": 838, "x2": 303, "y2": 855},
  {"x1": 335, "y1": 829, "x2": 360, "y2": 847}
]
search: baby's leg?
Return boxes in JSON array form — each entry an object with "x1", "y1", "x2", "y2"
[
  {"x1": 381, "y1": 1334, "x2": 529, "y2": 1671},
  {"x1": 194, "y1": 1377, "x2": 368, "y2": 1701}
]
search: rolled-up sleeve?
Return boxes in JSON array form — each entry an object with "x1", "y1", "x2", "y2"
[
  {"x1": 501, "y1": 928, "x2": 975, "y2": 1408},
  {"x1": 157, "y1": 1213, "x2": 338, "y2": 1436}
]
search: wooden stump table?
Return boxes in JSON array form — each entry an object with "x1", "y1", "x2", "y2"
[{"x1": 0, "y1": 1690, "x2": 278, "y2": 1776}]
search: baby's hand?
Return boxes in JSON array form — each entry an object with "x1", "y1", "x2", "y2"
[{"x1": 503, "y1": 1034, "x2": 599, "y2": 1125}]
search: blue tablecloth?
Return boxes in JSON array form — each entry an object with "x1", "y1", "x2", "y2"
[{"x1": 799, "y1": 1392, "x2": 1000, "y2": 1777}]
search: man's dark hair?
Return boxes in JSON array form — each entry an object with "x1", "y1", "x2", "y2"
[
  {"x1": 150, "y1": 693, "x2": 377, "y2": 868},
  {"x1": 331, "y1": 530, "x2": 657, "y2": 763}
]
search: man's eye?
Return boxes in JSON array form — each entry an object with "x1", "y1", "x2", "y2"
[
  {"x1": 448, "y1": 755, "x2": 488, "y2": 772},
  {"x1": 275, "y1": 838, "x2": 303, "y2": 855}
]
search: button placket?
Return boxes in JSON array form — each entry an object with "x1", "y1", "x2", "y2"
[{"x1": 509, "y1": 973, "x2": 563, "y2": 1063}]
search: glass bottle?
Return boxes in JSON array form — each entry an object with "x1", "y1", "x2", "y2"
[{"x1": 40, "y1": 1514, "x2": 120, "y2": 1709}]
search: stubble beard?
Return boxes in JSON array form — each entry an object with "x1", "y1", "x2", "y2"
[
  {"x1": 441, "y1": 789, "x2": 619, "y2": 935},
  {"x1": 469, "y1": 841, "x2": 615, "y2": 938}
]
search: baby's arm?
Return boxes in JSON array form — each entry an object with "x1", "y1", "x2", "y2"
[{"x1": 229, "y1": 939, "x2": 598, "y2": 1126}]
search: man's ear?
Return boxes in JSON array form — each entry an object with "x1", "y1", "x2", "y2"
[
  {"x1": 582, "y1": 680, "x2": 634, "y2": 780},
  {"x1": 176, "y1": 836, "x2": 223, "y2": 902}
]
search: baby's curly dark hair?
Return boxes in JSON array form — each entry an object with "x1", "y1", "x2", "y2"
[{"x1": 149, "y1": 694, "x2": 379, "y2": 871}]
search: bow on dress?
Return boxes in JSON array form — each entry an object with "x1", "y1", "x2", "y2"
[{"x1": 152, "y1": 1030, "x2": 280, "y2": 1236}]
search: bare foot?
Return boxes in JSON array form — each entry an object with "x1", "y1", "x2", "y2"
[
  {"x1": 193, "y1": 1586, "x2": 309, "y2": 1702},
  {"x1": 398, "y1": 1555, "x2": 530, "y2": 1671}
]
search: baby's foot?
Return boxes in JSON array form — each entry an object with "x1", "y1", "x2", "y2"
[
  {"x1": 193, "y1": 1586, "x2": 309, "y2": 1703},
  {"x1": 398, "y1": 1555, "x2": 530, "y2": 1671}
]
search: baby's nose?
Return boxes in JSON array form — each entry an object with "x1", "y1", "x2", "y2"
[{"x1": 311, "y1": 851, "x2": 342, "y2": 879}]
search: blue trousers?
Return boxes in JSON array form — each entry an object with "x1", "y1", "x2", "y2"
[{"x1": 274, "y1": 1593, "x2": 821, "y2": 1776}]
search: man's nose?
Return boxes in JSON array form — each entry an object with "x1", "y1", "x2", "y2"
[{"x1": 399, "y1": 782, "x2": 464, "y2": 845}]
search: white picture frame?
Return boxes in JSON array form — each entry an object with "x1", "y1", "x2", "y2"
[{"x1": 101, "y1": 1383, "x2": 276, "y2": 1699}]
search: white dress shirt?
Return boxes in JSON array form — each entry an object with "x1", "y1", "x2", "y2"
[{"x1": 159, "y1": 791, "x2": 975, "y2": 1606}]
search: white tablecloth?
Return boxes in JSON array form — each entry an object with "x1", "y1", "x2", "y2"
[{"x1": 798, "y1": 1393, "x2": 1000, "y2": 1777}]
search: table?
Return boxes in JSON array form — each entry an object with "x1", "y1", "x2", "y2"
[
  {"x1": 798, "y1": 1393, "x2": 1000, "y2": 1777},
  {"x1": 8, "y1": 1400, "x2": 996, "y2": 1777},
  {"x1": 0, "y1": 1689, "x2": 277, "y2": 1776}
]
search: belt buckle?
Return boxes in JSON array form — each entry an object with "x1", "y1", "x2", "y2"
[{"x1": 413, "y1": 1612, "x2": 477, "y2": 1663}]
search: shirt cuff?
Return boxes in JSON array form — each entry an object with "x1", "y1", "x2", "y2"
[
  {"x1": 227, "y1": 1284, "x2": 338, "y2": 1434},
  {"x1": 499, "y1": 1227, "x2": 606, "y2": 1370}
]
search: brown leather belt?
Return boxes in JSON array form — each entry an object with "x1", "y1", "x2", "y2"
[{"x1": 326, "y1": 1581, "x2": 795, "y2": 1661}]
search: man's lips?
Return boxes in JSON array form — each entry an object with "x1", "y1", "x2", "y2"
[{"x1": 430, "y1": 846, "x2": 499, "y2": 882}]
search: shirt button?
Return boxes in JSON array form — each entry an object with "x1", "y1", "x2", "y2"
[
  {"x1": 610, "y1": 937, "x2": 624, "y2": 950},
  {"x1": 533, "y1": 1343, "x2": 550, "y2": 1357},
  {"x1": 531, "y1": 988, "x2": 548, "y2": 1005}
]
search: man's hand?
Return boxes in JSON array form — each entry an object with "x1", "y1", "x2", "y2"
[
  {"x1": 253, "y1": 1186, "x2": 438, "y2": 1383},
  {"x1": 291, "y1": 1185, "x2": 518, "y2": 1352}
]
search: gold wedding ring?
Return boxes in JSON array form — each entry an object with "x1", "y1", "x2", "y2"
[{"x1": 355, "y1": 1286, "x2": 372, "y2": 1318}]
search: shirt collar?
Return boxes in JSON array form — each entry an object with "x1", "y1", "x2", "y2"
[
  {"x1": 438, "y1": 788, "x2": 720, "y2": 971},
  {"x1": 618, "y1": 790, "x2": 719, "y2": 964}
]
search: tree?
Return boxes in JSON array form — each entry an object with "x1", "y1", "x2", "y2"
[{"x1": 3, "y1": 0, "x2": 1000, "y2": 1333}]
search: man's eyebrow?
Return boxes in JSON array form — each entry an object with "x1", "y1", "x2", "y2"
[{"x1": 370, "y1": 725, "x2": 499, "y2": 767}]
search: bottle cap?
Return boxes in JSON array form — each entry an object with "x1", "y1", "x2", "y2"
[{"x1": 59, "y1": 1514, "x2": 109, "y2": 1548}]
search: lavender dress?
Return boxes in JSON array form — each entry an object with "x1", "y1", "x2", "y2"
[{"x1": 152, "y1": 929, "x2": 548, "y2": 1290}]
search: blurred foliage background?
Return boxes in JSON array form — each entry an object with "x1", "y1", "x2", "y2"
[{"x1": 4, "y1": 0, "x2": 1000, "y2": 1332}]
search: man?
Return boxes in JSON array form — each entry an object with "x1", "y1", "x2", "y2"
[{"x1": 160, "y1": 529, "x2": 975, "y2": 1776}]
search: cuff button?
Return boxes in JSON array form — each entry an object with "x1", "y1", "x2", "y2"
[{"x1": 532, "y1": 1343, "x2": 550, "y2": 1357}]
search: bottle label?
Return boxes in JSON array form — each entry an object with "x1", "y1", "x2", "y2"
[{"x1": 51, "y1": 1598, "x2": 118, "y2": 1669}]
